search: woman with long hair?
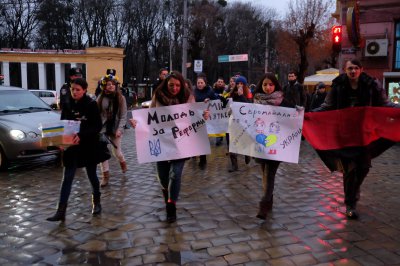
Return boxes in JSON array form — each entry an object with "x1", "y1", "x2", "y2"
[
  {"x1": 130, "y1": 71, "x2": 209, "y2": 223},
  {"x1": 97, "y1": 74, "x2": 128, "y2": 187},
  {"x1": 252, "y1": 73, "x2": 294, "y2": 219}
]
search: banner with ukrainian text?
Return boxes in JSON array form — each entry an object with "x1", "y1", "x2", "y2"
[
  {"x1": 132, "y1": 103, "x2": 211, "y2": 164},
  {"x1": 228, "y1": 102, "x2": 304, "y2": 163},
  {"x1": 204, "y1": 99, "x2": 232, "y2": 135}
]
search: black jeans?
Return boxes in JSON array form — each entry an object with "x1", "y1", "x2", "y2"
[
  {"x1": 341, "y1": 159, "x2": 369, "y2": 207},
  {"x1": 59, "y1": 162, "x2": 100, "y2": 205}
]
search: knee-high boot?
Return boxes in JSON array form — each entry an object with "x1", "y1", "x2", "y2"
[
  {"x1": 92, "y1": 194, "x2": 102, "y2": 215},
  {"x1": 46, "y1": 203, "x2": 67, "y2": 222}
]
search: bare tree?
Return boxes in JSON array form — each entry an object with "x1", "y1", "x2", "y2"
[
  {"x1": 283, "y1": 0, "x2": 333, "y2": 83},
  {"x1": 0, "y1": 0, "x2": 40, "y2": 48}
]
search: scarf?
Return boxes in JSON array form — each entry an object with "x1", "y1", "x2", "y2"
[
  {"x1": 155, "y1": 89, "x2": 181, "y2": 106},
  {"x1": 253, "y1": 91, "x2": 283, "y2": 106}
]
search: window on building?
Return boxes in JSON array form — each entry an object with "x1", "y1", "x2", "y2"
[{"x1": 395, "y1": 21, "x2": 400, "y2": 70}]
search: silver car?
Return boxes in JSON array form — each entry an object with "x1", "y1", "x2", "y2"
[{"x1": 0, "y1": 85, "x2": 61, "y2": 170}]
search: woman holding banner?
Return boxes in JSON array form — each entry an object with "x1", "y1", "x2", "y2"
[
  {"x1": 252, "y1": 73, "x2": 294, "y2": 220},
  {"x1": 193, "y1": 74, "x2": 220, "y2": 169},
  {"x1": 226, "y1": 75, "x2": 252, "y2": 172},
  {"x1": 130, "y1": 71, "x2": 209, "y2": 223}
]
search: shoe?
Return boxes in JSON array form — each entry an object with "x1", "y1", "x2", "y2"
[
  {"x1": 92, "y1": 194, "x2": 102, "y2": 215},
  {"x1": 120, "y1": 161, "x2": 127, "y2": 173},
  {"x1": 256, "y1": 199, "x2": 273, "y2": 220},
  {"x1": 228, "y1": 165, "x2": 238, "y2": 172},
  {"x1": 100, "y1": 171, "x2": 110, "y2": 187},
  {"x1": 46, "y1": 203, "x2": 67, "y2": 222},
  {"x1": 166, "y1": 202, "x2": 177, "y2": 223},
  {"x1": 245, "y1": 156, "x2": 251, "y2": 164},
  {"x1": 345, "y1": 205, "x2": 358, "y2": 220}
]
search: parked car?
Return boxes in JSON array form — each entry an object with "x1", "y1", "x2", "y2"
[
  {"x1": 0, "y1": 85, "x2": 62, "y2": 170},
  {"x1": 141, "y1": 100, "x2": 152, "y2": 108},
  {"x1": 30, "y1": 89, "x2": 59, "y2": 109}
]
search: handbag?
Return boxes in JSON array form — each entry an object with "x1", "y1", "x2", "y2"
[{"x1": 97, "y1": 133, "x2": 112, "y2": 163}]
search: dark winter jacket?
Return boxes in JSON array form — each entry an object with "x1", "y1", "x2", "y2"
[
  {"x1": 314, "y1": 72, "x2": 396, "y2": 111},
  {"x1": 310, "y1": 91, "x2": 327, "y2": 110},
  {"x1": 283, "y1": 81, "x2": 307, "y2": 107},
  {"x1": 61, "y1": 94, "x2": 103, "y2": 167},
  {"x1": 194, "y1": 85, "x2": 219, "y2": 102}
]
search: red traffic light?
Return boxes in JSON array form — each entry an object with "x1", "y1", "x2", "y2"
[
  {"x1": 332, "y1": 25, "x2": 342, "y2": 52},
  {"x1": 332, "y1": 25, "x2": 342, "y2": 44}
]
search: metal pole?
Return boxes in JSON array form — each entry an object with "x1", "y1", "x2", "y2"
[
  {"x1": 265, "y1": 24, "x2": 269, "y2": 73},
  {"x1": 182, "y1": 0, "x2": 188, "y2": 78}
]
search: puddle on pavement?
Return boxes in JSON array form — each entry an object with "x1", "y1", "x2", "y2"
[
  {"x1": 42, "y1": 248, "x2": 120, "y2": 265},
  {"x1": 41, "y1": 248, "x2": 208, "y2": 265},
  {"x1": 165, "y1": 249, "x2": 210, "y2": 264}
]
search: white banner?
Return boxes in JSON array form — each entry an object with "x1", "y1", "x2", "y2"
[
  {"x1": 201, "y1": 99, "x2": 231, "y2": 135},
  {"x1": 228, "y1": 102, "x2": 304, "y2": 163},
  {"x1": 132, "y1": 103, "x2": 211, "y2": 163}
]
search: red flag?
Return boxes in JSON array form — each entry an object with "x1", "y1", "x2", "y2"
[{"x1": 303, "y1": 107, "x2": 400, "y2": 150}]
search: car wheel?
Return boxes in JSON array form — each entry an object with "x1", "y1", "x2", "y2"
[{"x1": 0, "y1": 147, "x2": 9, "y2": 171}]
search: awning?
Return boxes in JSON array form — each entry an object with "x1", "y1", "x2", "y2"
[{"x1": 303, "y1": 68, "x2": 339, "y2": 86}]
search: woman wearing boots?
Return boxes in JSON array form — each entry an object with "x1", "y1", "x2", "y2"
[
  {"x1": 47, "y1": 78, "x2": 103, "y2": 222},
  {"x1": 252, "y1": 73, "x2": 294, "y2": 220},
  {"x1": 130, "y1": 71, "x2": 209, "y2": 223},
  {"x1": 97, "y1": 74, "x2": 128, "y2": 187},
  {"x1": 226, "y1": 76, "x2": 252, "y2": 172}
]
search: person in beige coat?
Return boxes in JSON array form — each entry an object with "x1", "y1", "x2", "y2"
[{"x1": 97, "y1": 74, "x2": 128, "y2": 187}]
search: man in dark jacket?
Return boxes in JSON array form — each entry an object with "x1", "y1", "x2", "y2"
[
  {"x1": 283, "y1": 70, "x2": 307, "y2": 108},
  {"x1": 313, "y1": 59, "x2": 398, "y2": 219},
  {"x1": 310, "y1": 82, "x2": 327, "y2": 110},
  {"x1": 59, "y1": 67, "x2": 83, "y2": 110},
  {"x1": 152, "y1": 68, "x2": 169, "y2": 92}
]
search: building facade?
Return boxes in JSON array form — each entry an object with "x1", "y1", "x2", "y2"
[
  {"x1": 0, "y1": 47, "x2": 124, "y2": 95},
  {"x1": 333, "y1": 0, "x2": 400, "y2": 102}
]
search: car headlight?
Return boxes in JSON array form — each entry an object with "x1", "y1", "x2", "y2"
[{"x1": 10, "y1": 129, "x2": 26, "y2": 141}]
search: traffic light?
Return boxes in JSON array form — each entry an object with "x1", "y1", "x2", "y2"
[
  {"x1": 332, "y1": 25, "x2": 342, "y2": 52},
  {"x1": 0, "y1": 74, "x2": 4, "y2": 85}
]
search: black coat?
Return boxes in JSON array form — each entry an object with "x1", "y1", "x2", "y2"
[
  {"x1": 61, "y1": 94, "x2": 103, "y2": 167},
  {"x1": 315, "y1": 72, "x2": 396, "y2": 111},
  {"x1": 194, "y1": 85, "x2": 219, "y2": 102},
  {"x1": 283, "y1": 81, "x2": 307, "y2": 107}
]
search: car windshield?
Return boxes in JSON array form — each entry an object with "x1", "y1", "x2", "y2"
[{"x1": 0, "y1": 90, "x2": 52, "y2": 114}]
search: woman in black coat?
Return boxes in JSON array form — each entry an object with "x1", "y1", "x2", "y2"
[{"x1": 47, "y1": 78, "x2": 104, "y2": 222}]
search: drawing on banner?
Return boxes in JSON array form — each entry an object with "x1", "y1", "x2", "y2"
[
  {"x1": 254, "y1": 118, "x2": 280, "y2": 154},
  {"x1": 229, "y1": 102, "x2": 304, "y2": 163},
  {"x1": 149, "y1": 139, "x2": 161, "y2": 156}
]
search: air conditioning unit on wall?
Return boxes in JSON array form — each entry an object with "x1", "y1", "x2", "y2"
[{"x1": 365, "y1": 39, "x2": 388, "y2": 57}]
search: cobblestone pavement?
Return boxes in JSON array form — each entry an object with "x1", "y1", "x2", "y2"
[{"x1": 1, "y1": 127, "x2": 400, "y2": 265}]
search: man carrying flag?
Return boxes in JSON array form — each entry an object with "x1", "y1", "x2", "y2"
[{"x1": 304, "y1": 59, "x2": 399, "y2": 219}]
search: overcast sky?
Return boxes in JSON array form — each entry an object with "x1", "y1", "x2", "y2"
[{"x1": 229, "y1": 0, "x2": 289, "y2": 16}]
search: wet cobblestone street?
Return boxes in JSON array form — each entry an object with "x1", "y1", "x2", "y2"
[{"x1": 0, "y1": 127, "x2": 400, "y2": 265}]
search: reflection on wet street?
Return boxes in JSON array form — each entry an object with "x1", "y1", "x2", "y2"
[{"x1": 0, "y1": 128, "x2": 400, "y2": 265}]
